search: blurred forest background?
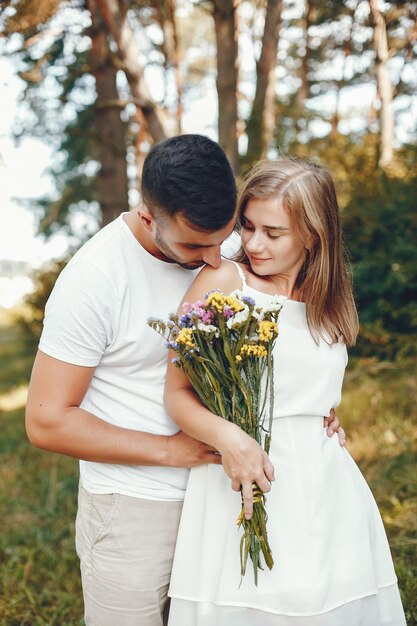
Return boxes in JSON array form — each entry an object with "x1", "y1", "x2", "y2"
[{"x1": 0, "y1": 0, "x2": 416, "y2": 624}]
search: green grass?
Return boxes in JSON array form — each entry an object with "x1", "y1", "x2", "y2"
[
  {"x1": 0, "y1": 326, "x2": 416, "y2": 624},
  {"x1": 340, "y1": 358, "x2": 417, "y2": 626},
  {"x1": 0, "y1": 325, "x2": 33, "y2": 395},
  {"x1": 0, "y1": 323, "x2": 82, "y2": 625},
  {"x1": 0, "y1": 407, "x2": 82, "y2": 625}
]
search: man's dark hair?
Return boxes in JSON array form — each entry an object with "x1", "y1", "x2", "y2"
[{"x1": 141, "y1": 134, "x2": 237, "y2": 231}]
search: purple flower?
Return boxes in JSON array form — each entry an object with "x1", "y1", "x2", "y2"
[
  {"x1": 179, "y1": 314, "x2": 193, "y2": 328},
  {"x1": 223, "y1": 305, "x2": 234, "y2": 319},
  {"x1": 184, "y1": 347, "x2": 200, "y2": 360},
  {"x1": 199, "y1": 309, "x2": 214, "y2": 324},
  {"x1": 242, "y1": 296, "x2": 256, "y2": 306},
  {"x1": 183, "y1": 300, "x2": 204, "y2": 314},
  {"x1": 166, "y1": 341, "x2": 179, "y2": 350}
]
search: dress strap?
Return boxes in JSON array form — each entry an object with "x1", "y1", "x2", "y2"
[{"x1": 228, "y1": 260, "x2": 247, "y2": 290}]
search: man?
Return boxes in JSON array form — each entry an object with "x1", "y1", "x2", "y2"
[{"x1": 26, "y1": 134, "x2": 344, "y2": 626}]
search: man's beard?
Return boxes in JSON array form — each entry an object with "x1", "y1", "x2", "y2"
[{"x1": 154, "y1": 227, "x2": 204, "y2": 270}]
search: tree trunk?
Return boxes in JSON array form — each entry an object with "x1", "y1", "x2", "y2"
[
  {"x1": 245, "y1": 0, "x2": 283, "y2": 167},
  {"x1": 151, "y1": 0, "x2": 183, "y2": 135},
  {"x1": 369, "y1": 0, "x2": 394, "y2": 169},
  {"x1": 212, "y1": 0, "x2": 239, "y2": 174},
  {"x1": 331, "y1": 25, "x2": 354, "y2": 139},
  {"x1": 166, "y1": 0, "x2": 183, "y2": 134},
  {"x1": 88, "y1": 0, "x2": 129, "y2": 226},
  {"x1": 96, "y1": 0, "x2": 169, "y2": 144},
  {"x1": 295, "y1": 0, "x2": 311, "y2": 118}
]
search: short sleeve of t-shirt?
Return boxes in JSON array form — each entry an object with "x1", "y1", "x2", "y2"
[{"x1": 39, "y1": 261, "x2": 115, "y2": 367}]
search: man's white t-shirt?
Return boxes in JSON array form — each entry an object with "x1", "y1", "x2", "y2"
[{"x1": 39, "y1": 214, "x2": 202, "y2": 501}]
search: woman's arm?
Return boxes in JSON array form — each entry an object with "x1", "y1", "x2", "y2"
[{"x1": 164, "y1": 262, "x2": 275, "y2": 519}]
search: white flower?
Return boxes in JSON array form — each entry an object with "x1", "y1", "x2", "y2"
[
  {"x1": 229, "y1": 289, "x2": 243, "y2": 300},
  {"x1": 261, "y1": 295, "x2": 287, "y2": 313},
  {"x1": 251, "y1": 295, "x2": 286, "y2": 320},
  {"x1": 226, "y1": 304, "x2": 250, "y2": 328},
  {"x1": 251, "y1": 307, "x2": 264, "y2": 321},
  {"x1": 197, "y1": 323, "x2": 220, "y2": 337}
]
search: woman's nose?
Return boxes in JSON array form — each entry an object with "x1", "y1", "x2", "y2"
[{"x1": 245, "y1": 232, "x2": 264, "y2": 253}]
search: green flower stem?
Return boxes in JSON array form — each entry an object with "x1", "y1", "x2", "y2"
[{"x1": 147, "y1": 295, "x2": 284, "y2": 586}]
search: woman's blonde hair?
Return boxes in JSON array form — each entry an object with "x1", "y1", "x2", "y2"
[{"x1": 236, "y1": 158, "x2": 359, "y2": 346}]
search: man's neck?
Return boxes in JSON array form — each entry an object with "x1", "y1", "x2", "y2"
[{"x1": 123, "y1": 210, "x2": 171, "y2": 261}]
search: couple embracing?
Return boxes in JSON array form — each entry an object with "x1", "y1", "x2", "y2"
[{"x1": 26, "y1": 134, "x2": 406, "y2": 626}]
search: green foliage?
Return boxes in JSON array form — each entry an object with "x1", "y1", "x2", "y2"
[
  {"x1": 15, "y1": 258, "x2": 69, "y2": 352},
  {"x1": 6, "y1": 11, "x2": 106, "y2": 239},
  {"x1": 0, "y1": 324, "x2": 33, "y2": 394},
  {"x1": 28, "y1": 49, "x2": 101, "y2": 238},
  {"x1": 342, "y1": 143, "x2": 417, "y2": 359}
]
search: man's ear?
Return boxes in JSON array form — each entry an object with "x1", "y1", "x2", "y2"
[{"x1": 138, "y1": 205, "x2": 155, "y2": 233}]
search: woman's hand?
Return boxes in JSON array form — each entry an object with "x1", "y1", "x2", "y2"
[{"x1": 215, "y1": 421, "x2": 275, "y2": 520}]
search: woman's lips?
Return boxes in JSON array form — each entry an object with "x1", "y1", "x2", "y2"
[{"x1": 249, "y1": 256, "x2": 270, "y2": 263}]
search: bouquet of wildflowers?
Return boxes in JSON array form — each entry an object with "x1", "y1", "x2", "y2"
[{"x1": 148, "y1": 289, "x2": 285, "y2": 584}]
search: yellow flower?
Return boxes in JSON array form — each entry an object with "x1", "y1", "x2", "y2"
[
  {"x1": 258, "y1": 321, "x2": 278, "y2": 342},
  {"x1": 206, "y1": 292, "x2": 226, "y2": 312},
  {"x1": 206, "y1": 292, "x2": 245, "y2": 314},
  {"x1": 238, "y1": 343, "x2": 268, "y2": 359},
  {"x1": 224, "y1": 295, "x2": 244, "y2": 313},
  {"x1": 176, "y1": 328, "x2": 196, "y2": 349}
]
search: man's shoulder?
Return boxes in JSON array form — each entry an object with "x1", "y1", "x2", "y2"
[{"x1": 71, "y1": 215, "x2": 125, "y2": 264}]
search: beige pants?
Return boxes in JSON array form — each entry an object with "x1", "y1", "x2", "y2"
[{"x1": 75, "y1": 483, "x2": 183, "y2": 626}]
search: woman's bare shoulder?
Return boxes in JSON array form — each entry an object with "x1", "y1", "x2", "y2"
[
  {"x1": 180, "y1": 260, "x2": 242, "y2": 306},
  {"x1": 199, "y1": 259, "x2": 242, "y2": 283}
]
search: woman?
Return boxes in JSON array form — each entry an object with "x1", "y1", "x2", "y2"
[{"x1": 163, "y1": 159, "x2": 406, "y2": 625}]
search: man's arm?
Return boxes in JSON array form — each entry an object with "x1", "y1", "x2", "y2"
[{"x1": 25, "y1": 350, "x2": 220, "y2": 468}]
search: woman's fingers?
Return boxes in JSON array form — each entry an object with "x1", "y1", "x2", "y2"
[
  {"x1": 232, "y1": 462, "x2": 276, "y2": 521},
  {"x1": 219, "y1": 426, "x2": 276, "y2": 518},
  {"x1": 242, "y1": 481, "x2": 255, "y2": 519},
  {"x1": 263, "y1": 453, "x2": 275, "y2": 483}
]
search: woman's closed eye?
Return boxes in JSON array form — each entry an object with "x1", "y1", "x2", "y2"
[{"x1": 241, "y1": 220, "x2": 254, "y2": 231}]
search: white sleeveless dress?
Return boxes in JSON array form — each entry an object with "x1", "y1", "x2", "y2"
[{"x1": 168, "y1": 264, "x2": 406, "y2": 626}]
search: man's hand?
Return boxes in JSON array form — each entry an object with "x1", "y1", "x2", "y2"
[
  {"x1": 324, "y1": 408, "x2": 346, "y2": 447},
  {"x1": 166, "y1": 431, "x2": 222, "y2": 468}
]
